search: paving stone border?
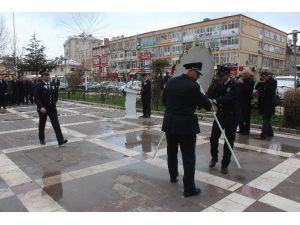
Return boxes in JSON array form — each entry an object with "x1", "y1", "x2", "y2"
[{"x1": 60, "y1": 99, "x2": 300, "y2": 135}]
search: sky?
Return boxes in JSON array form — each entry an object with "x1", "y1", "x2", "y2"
[{"x1": 1, "y1": 12, "x2": 300, "y2": 59}]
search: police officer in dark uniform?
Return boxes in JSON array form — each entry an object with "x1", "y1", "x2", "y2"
[
  {"x1": 0, "y1": 75, "x2": 8, "y2": 110},
  {"x1": 51, "y1": 75, "x2": 60, "y2": 94},
  {"x1": 162, "y1": 62, "x2": 212, "y2": 197},
  {"x1": 34, "y1": 69, "x2": 67, "y2": 146},
  {"x1": 207, "y1": 65, "x2": 240, "y2": 174},
  {"x1": 140, "y1": 73, "x2": 151, "y2": 118}
]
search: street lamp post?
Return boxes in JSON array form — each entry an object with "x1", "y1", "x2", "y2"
[
  {"x1": 292, "y1": 30, "x2": 298, "y2": 89},
  {"x1": 288, "y1": 30, "x2": 300, "y2": 89},
  {"x1": 84, "y1": 36, "x2": 88, "y2": 91}
]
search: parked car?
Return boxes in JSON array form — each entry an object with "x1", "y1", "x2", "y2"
[
  {"x1": 275, "y1": 76, "x2": 300, "y2": 99},
  {"x1": 126, "y1": 80, "x2": 141, "y2": 91}
]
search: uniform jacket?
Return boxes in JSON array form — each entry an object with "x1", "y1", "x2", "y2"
[
  {"x1": 0, "y1": 80, "x2": 7, "y2": 96},
  {"x1": 207, "y1": 78, "x2": 240, "y2": 117},
  {"x1": 141, "y1": 79, "x2": 151, "y2": 99},
  {"x1": 11, "y1": 80, "x2": 20, "y2": 95},
  {"x1": 162, "y1": 74, "x2": 212, "y2": 134},
  {"x1": 34, "y1": 80, "x2": 58, "y2": 112},
  {"x1": 261, "y1": 77, "x2": 277, "y2": 116}
]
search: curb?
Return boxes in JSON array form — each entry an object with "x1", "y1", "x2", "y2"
[{"x1": 60, "y1": 98, "x2": 300, "y2": 136}]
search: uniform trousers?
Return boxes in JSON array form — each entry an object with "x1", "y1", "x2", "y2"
[
  {"x1": 210, "y1": 113, "x2": 238, "y2": 168},
  {"x1": 141, "y1": 96, "x2": 151, "y2": 117},
  {"x1": 166, "y1": 132, "x2": 196, "y2": 192},
  {"x1": 38, "y1": 107, "x2": 64, "y2": 144}
]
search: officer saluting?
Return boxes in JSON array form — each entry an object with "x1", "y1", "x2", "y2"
[
  {"x1": 34, "y1": 69, "x2": 67, "y2": 146},
  {"x1": 162, "y1": 62, "x2": 212, "y2": 197},
  {"x1": 207, "y1": 66, "x2": 240, "y2": 174}
]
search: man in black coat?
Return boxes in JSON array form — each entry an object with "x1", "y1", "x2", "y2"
[
  {"x1": 256, "y1": 71, "x2": 277, "y2": 139},
  {"x1": 140, "y1": 73, "x2": 151, "y2": 118},
  {"x1": 207, "y1": 66, "x2": 240, "y2": 174},
  {"x1": 34, "y1": 69, "x2": 67, "y2": 146},
  {"x1": 0, "y1": 75, "x2": 8, "y2": 110},
  {"x1": 162, "y1": 62, "x2": 212, "y2": 197},
  {"x1": 11, "y1": 75, "x2": 20, "y2": 105},
  {"x1": 237, "y1": 72, "x2": 255, "y2": 135}
]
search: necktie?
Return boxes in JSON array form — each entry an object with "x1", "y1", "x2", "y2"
[{"x1": 47, "y1": 83, "x2": 50, "y2": 90}]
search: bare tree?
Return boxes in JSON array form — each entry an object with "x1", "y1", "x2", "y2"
[{"x1": 0, "y1": 16, "x2": 9, "y2": 54}]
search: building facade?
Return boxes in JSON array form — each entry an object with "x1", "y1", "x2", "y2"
[
  {"x1": 92, "y1": 38, "x2": 110, "y2": 78},
  {"x1": 63, "y1": 34, "x2": 102, "y2": 73},
  {"x1": 107, "y1": 14, "x2": 287, "y2": 75}
]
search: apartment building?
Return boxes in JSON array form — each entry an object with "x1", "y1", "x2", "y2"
[
  {"x1": 107, "y1": 14, "x2": 287, "y2": 75},
  {"x1": 63, "y1": 34, "x2": 102, "y2": 73}
]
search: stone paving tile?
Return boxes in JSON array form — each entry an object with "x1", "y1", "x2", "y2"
[
  {"x1": 0, "y1": 195, "x2": 28, "y2": 212},
  {"x1": 7, "y1": 141, "x2": 128, "y2": 180},
  {"x1": 65, "y1": 120, "x2": 138, "y2": 136},
  {"x1": 271, "y1": 170, "x2": 300, "y2": 203},
  {"x1": 0, "y1": 119, "x2": 37, "y2": 132},
  {"x1": 121, "y1": 116, "x2": 163, "y2": 127},
  {"x1": 236, "y1": 185, "x2": 267, "y2": 200},
  {"x1": 10, "y1": 181, "x2": 41, "y2": 195},
  {"x1": 0, "y1": 128, "x2": 57, "y2": 150},
  {"x1": 70, "y1": 107, "x2": 103, "y2": 114},
  {"x1": 88, "y1": 110, "x2": 126, "y2": 118},
  {"x1": 259, "y1": 193, "x2": 300, "y2": 212},
  {"x1": 58, "y1": 114, "x2": 99, "y2": 125},
  {"x1": 0, "y1": 176, "x2": 8, "y2": 189},
  {"x1": 244, "y1": 201, "x2": 285, "y2": 212},
  {"x1": 236, "y1": 134, "x2": 300, "y2": 154},
  {"x1": 43, "y1": 161, "x2": 228, "y2": 212},
  {"x1": 101, "y1": 129, "x2": 167, "y2": 154},
  {"x1": 159, "y1": 142, "x2": 285, "y2": 185}
]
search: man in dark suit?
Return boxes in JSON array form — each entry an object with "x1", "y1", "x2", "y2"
[
  {"x1": 11, "y1": 75, "x2": 20, "y2": 105},
  {"x1": 51, "y1": 75, "x2": 60, "y2": 93},
  {"x1": 256, "y1": 71, "x2": 277, "y2": 139},
  {"x1": 237, "y1": 72, "x2": 255, "y2": 135},
  {"x1": 207, "y1": 65, "x2": 240, "y2": 174},
  {"x1": 0, "y1": 75, "x2": 8, "y2": 110},
  {"x1": 34, "y1": 69, "x2": 67, "y2": 146},
  {"x1": 140, "y1": 73, "x2": 152, "y2": 118},
  {"x1": 162, "y1": 62, "x2": 212, "y2": 197}
]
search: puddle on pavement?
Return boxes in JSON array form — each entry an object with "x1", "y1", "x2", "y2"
[{"x1": 103, "y1": 131, "x2": 165, "y2": 153}]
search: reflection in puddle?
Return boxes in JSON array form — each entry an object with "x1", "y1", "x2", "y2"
[{"x1": 104, "y1": 131, "x2": 165, "y2": 153}]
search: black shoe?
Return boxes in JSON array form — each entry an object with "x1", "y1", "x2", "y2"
[
  {"x1": 242, "y1": 131, "x2": 250, "y2": 135},
  {"x1": 58, "y1": 139, "x2": 68, "y2": 146},
  {"x1": 139, "y1": 115, "x2": 146, "y2": 118},
  {"x1": 184, "y1": 188, "x2": 201, "y2": 197},
  {"x1": 3, "y1": 107, "x2": 6, "y2": 109},
  {"x1": 255, "y1": 135, "x2": 266, "y2": 140},
  {"x1": 209, "y1": 159, "x2": 218, "y2": 168},
  {"x1": 221, "y1": 167, "x2": 228, "y2": 174},
  {"x1": 170, "y1": 177, "x2": 178, "y2": 183},
  {"x1": 236, "y1": 130, "x2": 244, "y2": 134},
  {"x1": 40, "y1": 140, "x2": 46, "y2": 145}
]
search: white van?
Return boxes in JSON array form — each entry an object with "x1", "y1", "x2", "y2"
[{"x1": 275, "y1": 76, "x2": 300, "y2": 99}]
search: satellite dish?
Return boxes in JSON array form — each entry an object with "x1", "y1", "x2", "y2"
[{"x1": 173, "y1": 46, "x2": 214, "y2": 93}]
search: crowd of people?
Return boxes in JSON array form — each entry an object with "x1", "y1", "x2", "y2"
[{"x1": 0, "y1": 74, "x2": 60, "y2": 110}]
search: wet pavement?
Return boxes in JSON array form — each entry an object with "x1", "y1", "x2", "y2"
[{"x1": 0, "y1": 100, "x2": 300, "y2": 211}]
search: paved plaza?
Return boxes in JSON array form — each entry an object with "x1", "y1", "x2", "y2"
[{"x1": 0, "y1": 101, "x2": 300, "y2": 212}]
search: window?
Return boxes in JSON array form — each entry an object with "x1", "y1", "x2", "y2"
[{"x1": 248, "y1": 54, "x2": 258, "y2": 65}]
